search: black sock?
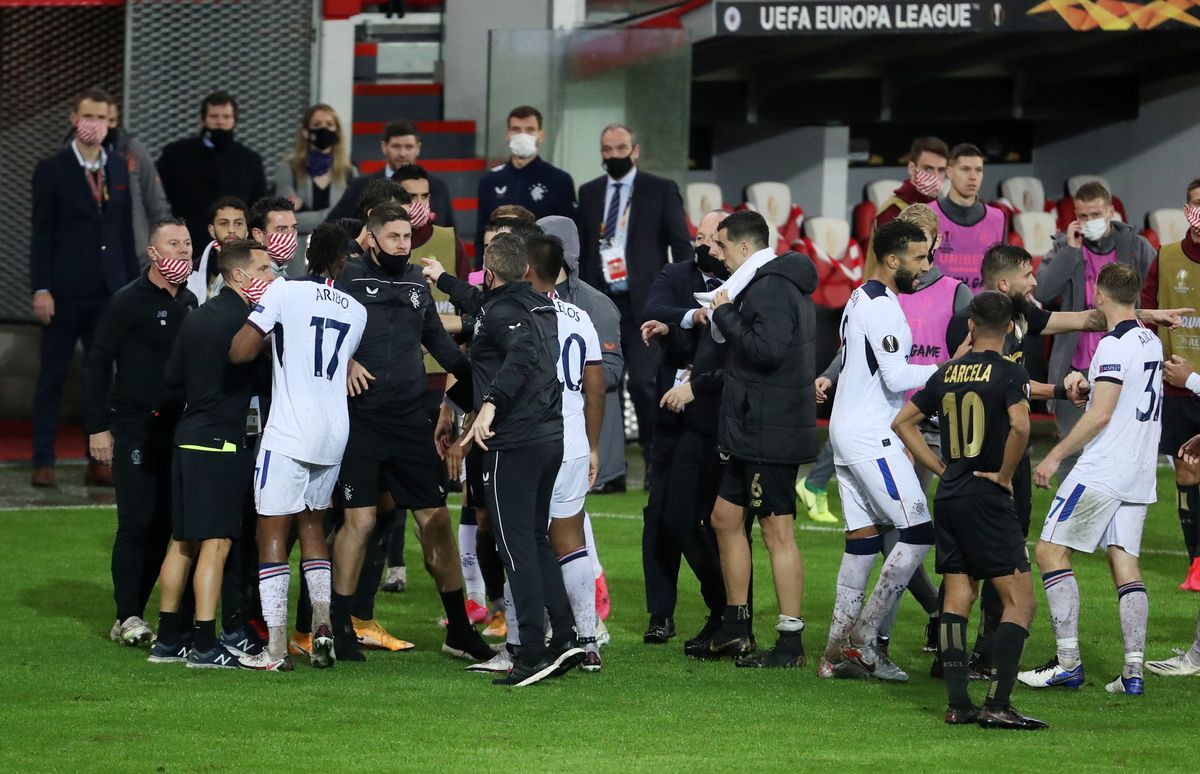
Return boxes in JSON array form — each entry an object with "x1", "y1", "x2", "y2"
[
  {"x1": 940, "y1": 613, "x2": 971, "y2": 710},
  {"x1": 332, "y1": 592, "x2": 354, "y2": 637},
  {"x1": 476, "y1": 528, "x2": 506, "y2": 602},
  {"x1": 776, "y1": 630, "x2": 803, "y2": 654},
  {"x1": 722, "y1": 604, "x2": 751, "y2": 633},
  {"x1": 157, "y1": 611, "x2": 180, "y2": 647},
  {"x1": 972, "y1": 581, "x2": 1002, "y2": 665},
  {"x1": 193, "y1": 619, "x2": 216, "y2": 653},
  {"x1": 441, "y1": 589, "x2": 472, "y2": 635},
  {"x1": 1180, "y1": 485, "x2": 1199, "y2": 560},
  {"x1": 984, "y1": 621, "x2": 1029, "y2": 710},
  {"x1": 387, "y1": 510, "x2": 408, "y2": 567},
  {"x1": 296, "y1": 571, "x2": 313, "y2": 634},
  {"x1": 353, "y1": 509, "x2": 394, "y2": 619}
]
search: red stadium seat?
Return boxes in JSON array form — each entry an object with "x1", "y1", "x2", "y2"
[
  {"x1": 804, "y1": 216, "x2": 863, "y2": 309},
  {"x1": 851, "y1": 200, "x2": 876, "y2": 245},
  {"x1": 745, "y1": 182, "x2": 804, "y2": 254}
]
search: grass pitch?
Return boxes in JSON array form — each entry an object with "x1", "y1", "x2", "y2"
[{"x1": 2, "y1": 468, "x2": 1199, "y2": 772}]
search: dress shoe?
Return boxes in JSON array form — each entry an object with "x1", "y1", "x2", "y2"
[
  {"x1": 589, "y1": 476, "x2": 626, "y2": 495},
  {"x1": 84, "y1": 463, "x2": 114, "y2": 487},
  {"x1": 31, "y1": 466, "x2": 56, "y2": 488},
  {"x1": 643, "y1": 617, "x2": 676, "y2": 644}
]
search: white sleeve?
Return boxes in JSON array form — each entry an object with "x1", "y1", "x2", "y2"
[
  {"x1": 1186, "y1": 372, "x2": 1200, "y2": 398},
  {"x1": 581, "y1": 311, "x2": 603, "y2": 365},
  {"x1": 865, "y1": 298, "x2": 937, "y2": 393},
  {"x1": 1091, "y1": 337, "x2": 1125, "y2": 385},
  {"x1": 246, "y1": 279, "x2": 285, "y2": 335}
]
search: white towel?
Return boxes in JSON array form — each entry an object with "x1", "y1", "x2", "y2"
[
  {"x1": 186, "y1": 241, "x2": 219, "y2": 302},
  {"x1": 693, "y1": 247, "x2": 777, "y2": 343}
]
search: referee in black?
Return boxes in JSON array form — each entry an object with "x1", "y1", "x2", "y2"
[
  {"x1": 894, "y1": 290, "x2": 1045, "y2": 731},
  {"x1": 85, "y1": 217, "x2": 198, "y2": 648},
  {"x1": 460, "y1": 232, "x2": 584, "y2": 686},
  {"x1": 151, "y1": 238, "x2": 275, "y2": 668}
]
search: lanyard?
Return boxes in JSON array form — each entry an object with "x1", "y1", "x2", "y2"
[
  {"x1": 84, "y1": 166, "x2": 107, "y2": 208},
  {"x1": 598, "y1": 183, "x2": 633, "y2": 241}
]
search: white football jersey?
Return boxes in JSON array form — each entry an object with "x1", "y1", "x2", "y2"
[
  {"x1": 247, "y1": 277, "x2": 367, "y2": 465},
  {"x1": 830, "y1": 280, "x2": 939, "y2": 465},
  {"x1": 553, "y1": 296, "x2": 602, "y2": 462},
  {"x1": 1071, "y1": 319, "x2": 1163, "y2": 503}
]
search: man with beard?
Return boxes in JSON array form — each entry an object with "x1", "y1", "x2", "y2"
[{"x1": 186, "y1": 196, "x2": 248, "y2": 302}]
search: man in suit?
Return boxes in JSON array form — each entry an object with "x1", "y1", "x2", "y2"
[
  {"x1": 326, "y1": 120, "x2": 454, "y2": 232},
  {"x1": 30, "y1": 88, "x2": 139, "y2": 488},
  {"x1": 638, "y1": 210, "x2": 730, "y2": 645},
  {"x1": 577, "y1": 123, "x2": 692, "y2": 466},
  {"x1": 156, "y1": 91, "x2": 267, "y2": 252}
]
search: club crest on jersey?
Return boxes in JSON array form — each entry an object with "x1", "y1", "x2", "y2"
[
  {"x1": 343, "y1": 483, "x2": 354, "y2": 501},
  {"x1": 131, "y1": 448, "x2": 143, "y2": 465},
  {"x1": 409, "y1": 288, "x2": 421, "y2": 309},
  {"x1": 530, "y1": 183, "x2": 548, "y2": 202},
  {"x1": 882, "y1": 335, "x2": 899, "y2": 353},
  {"x1": 473, "y1": 316, "x2": 484, "y2": 338}
]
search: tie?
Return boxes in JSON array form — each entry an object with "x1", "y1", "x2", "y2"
[
  {"x1": 603, "y1": 182, "x2": 623, "y2": 242},
  {"x1": 706, "y1": 278, "x2": 722, "y2": 292}
]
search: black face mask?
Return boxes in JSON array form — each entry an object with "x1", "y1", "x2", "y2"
[
  {"x1": 103, "y1": 126, "x2": 120, "y2": 148},
  {"x1": 603, "y1": 155, "x2": 634, "y2": 179},
  {"x1": 694, "y1": 244, "x2": 727, "y2": 279},
  {"x1": 483, "y1": 269, "x2": 495, "y2": 292},
  {"x1": 204, "y1": 128, "x2": 234, "y2": 149},
  {"x1": 309, "y1": 127, "x2": 338, "y2": 151},
  {"x1": 370, "y1": 234, "x2": 408, "y2": 275}
]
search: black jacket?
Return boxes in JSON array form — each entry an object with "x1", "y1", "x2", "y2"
[
  {"x1": 157, "y1": 133, "x2": 267, "y2": 252},
  {"x1": 712, "y1": 252, "x2": 818, "y2": 464},
  {"x1": 469, "y1": 281, "x2": 562, "y2": 450},
  {"x1": 336, "y1": 256, "x2": 469, "y2": 427},
  {"x1": 30, "y1": 146, "x2": 139, "y2": 299},
  {"x1": 327, "y1": 167, "x2": 455, "y2": 231},
  {"x1": 643, "y1": 259, "x2": 710, "y2": 437},
  {"x1": 576, "y1": 169, "x2": 692, "y2": 322}
]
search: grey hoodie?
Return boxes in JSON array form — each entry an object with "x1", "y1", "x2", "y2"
[{"x1": 539, "y1": 215, "x2": 626, "y2": 485}]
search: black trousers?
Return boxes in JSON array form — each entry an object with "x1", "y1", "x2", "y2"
[
  {"x1": 643, "y1": 427, "x2": 727, "y2": 619},
  {"x1": 482, "y1": 439, "x2": 572, "y2": 663},
  {"x1": 110, "y1": 412, "x2": 175, "y2": 621},
  {"x1": 33, "y1": 295, "x2": 106, "y2": 466},
  {"x1": 614, "y1": 293, "x2": 659, "y2": 452}
]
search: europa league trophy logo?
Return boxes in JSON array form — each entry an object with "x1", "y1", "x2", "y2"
[{"x1": 992, "y1": 3, "x2": 1007, "y2": 25}]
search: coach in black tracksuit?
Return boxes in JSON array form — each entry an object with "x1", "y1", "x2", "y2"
[{"x1": 462, "y1": 233, "x2": 580, "y2": 683}]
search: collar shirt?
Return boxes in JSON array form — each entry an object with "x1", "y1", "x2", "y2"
[{"x1": 601, "y1": 166, "x2": 637, "y2": 254}]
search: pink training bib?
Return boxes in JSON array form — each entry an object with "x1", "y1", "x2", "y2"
[
  {"x1": 898, "y1": 275, "x2": 962, "y2": 401},
  {"x1": 931, "y1": 200, "x2": 1006, "y2": 294},
  {"x1": 1072, "y1": 245, "x2": 1117, "y2": 370}
]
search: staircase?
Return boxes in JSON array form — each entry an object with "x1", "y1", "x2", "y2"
[{"x1": 349, "y1": 10, "x2": 484, "y2": 256}]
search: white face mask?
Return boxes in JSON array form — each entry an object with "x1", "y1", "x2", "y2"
[
  {"x1": 1081, "y1": 218, "x2": 1108, "y2": 242},
  {"x1": 508, "y1": 133, "x2": 537, "y2": 159}
]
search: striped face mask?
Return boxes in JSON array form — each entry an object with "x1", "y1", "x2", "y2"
[
  {"x1": 266, "y1": 231, "x2": 298, "y2": 266},
  {"x1": 75, "y1": 118, "x2": 108, "y2": 146},
  {"x1": 238, "y1": 271, "x2": 272, "y2": 304},
  {"x1": 912, "y1": 169, "x2": 942, "y2": 198},
  {"x1": 1186, "y1": 205, "x2": 1200, "y2": 236},
  {"x1": 407, "y1": 199, "x2": 435, "y2": 229},
  {"x1": 153, "y1": 251, "x2": 193, "y2": 285}
]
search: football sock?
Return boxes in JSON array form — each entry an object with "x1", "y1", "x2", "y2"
[
  {"x1": 1117, "y1": 580, "x2": 1148, "y2": 679},
  {"x1": 193, "y1": 619, "x2": 216, "y2": 653},
  {"x1": 851, "y1": 539, "x2": 931, "y2": 646},
  {"x1": 155, "y1": 611, "x2": 179, "y2": 648},
  {"x1": 332, "y1": 592, "x2": 354, "y2": 637},
  {"x1": 387, "y1": 510, "x2": 408, "y2": 568},
  {"x1": 939, "y1": 613, "x2": 971, "y2": 710},
  {"x1": 1180, "y1": 485, "x2": 1198, "y2": 560},
  {"x1": 559, "y1": 546, "x2": 596, "y2": 640},
  {"x1": 984, "y1": 621, "x2": 1028, "y2": 710},
  {"x1": 477, "y1": 527, "x2": 506, "y2": 605},
  {"x1": 296, "y1": 571, "x2": 313, "y2": 635},
  {"x1": 458, "y1": 513, "x2": 485, "y2": 605},
  {"x1": 721, "y1": 604, "x2": 752, "y2": 635},
  {"x1": 352, "y1": 508, "x2": 393, "y2": 620},
  {"x1": 440, "y1": 588, "x2": 471, "y2": 636},
  {"x1": 301, "y1": 558, "x2": 332, "y2": 630},
  {"x1": 583, "y1": 511, "x2": 603, "y2": 579},
  {"x1": 824, "y1": 536, "x2": 880, "y2": 659},
  {"x1": 503, "y1": 581, "x2": 520, "y2": 647},
  {"x1": 1042, "y1": 569, "x2": 1080, "y2": 668},
  {"x1": 775, "y1": 616, "x2": 805, "y2": 655},
  {"x1": 258, "y1": 563, "x2": 290, "y2": 658},
  {"x1": 1189, "y1": 612, "x2": 1200, "y2": 663},
  {"x1": 973, "y1": 580, "x2": 1002, "y2": 665}
]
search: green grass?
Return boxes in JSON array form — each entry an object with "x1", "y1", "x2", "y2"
[{"x1": 3, "y1": 469, "x2": 1200, "y2": 772}]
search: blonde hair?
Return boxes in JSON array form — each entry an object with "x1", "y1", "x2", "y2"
[
  {"x1": 287, "y1": 104, "x2": 353, "y2": 187},
  {"x1": 896, "y1": 202, "x2": 939, "y2": 241}
]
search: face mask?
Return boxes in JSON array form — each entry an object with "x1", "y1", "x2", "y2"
[
  {"x1": 265, "y1": 231, "x2": 298, "y2": 266},
  {"x1": 237, "y1": 270, "x2": 271, "y2": 304},
  {"x1": 204, "y1": 127, "x2": 234, "y2": 149},
  {"x1": 370, "y1": 232, "x2": 408, "y2": 275},
  {"x1": 603, "y1": 155, "x2": 634, "y2": 179},
  {"x1": 1081, "y1": 218, "x2": 1108, "y2": 242},
  {"x1": 407, "y1": 200, "x2": 434, "y2": 230},
  {"x1": 694, "y1": 244, "x2": 727, "y2": 278},
  {"x1": 309, "y1": 126, "x2": 338, "y2": 151},
  {"x1": 152, "y1": 249, "x2": 192, "y2": 285},
  {"x1": 912, "y1": 169, "x2": 942, "y2": 198},
  {"x1": 103, "y1": 126, "x2": 120, "y2": 147},
  {"x1": 75, "y1": 118, "x2": 108, "y2": 146},
  {"x1": 1185, "y1": 205, "x2": 1200, "y2": 236},
  {"x1": 508, "y1": 133, "x2": 537, "y2": 159},
  {"x1": 483, "y1": 269, "x2": 495, "y2": 291}
]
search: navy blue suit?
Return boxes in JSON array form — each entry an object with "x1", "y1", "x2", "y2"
[{"x1": 30, "y1": 145, "x2": 138, "y2": 466}]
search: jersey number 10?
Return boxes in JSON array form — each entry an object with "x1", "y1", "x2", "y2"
[
  {"x1": 310, "y1": 316, "x2": 351, "y2": 380},
  {"x1": 942, "y1": 391, "x2": 985, "y2": 460}
]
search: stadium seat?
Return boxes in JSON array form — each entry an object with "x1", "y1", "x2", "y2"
[
  {"x1": 851, "y1": 200, "x2": 876, "y2": 246},
  {"x1": 1056, "y1": 175, "x2": 1128, "y2": 230},
  {"x1": 686, "y1": 182, "x2": 724, "y2": 228},
  {"x1": 865, "y1": 179, "x2": 902, "y2": 210},
  {"x1": 1148, "y1": 208, "x2": 1189, "y2": 246},
  {"x1": 999, "y1": 176, "x2": 1051, "y2": 214},
  {"x1": 1009, "y1": 211, "x2": 1057, "y2": 270},
  {"x1": 804, "y1": 216, "x2": 863, "y2": 309},
  {"x1": 1066, "y1": 174, "x2": 1113, "y2": 198},
  {"x1": 745, "y1": 182, "x2": 804, "y2": 253}
]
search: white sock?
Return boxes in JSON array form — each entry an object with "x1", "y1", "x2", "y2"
[
  {"x1": 258, "y1": 563, "x2": 290, "y2": 658},
  {"x1": 824, "y1": 546, "x2": 878, "y2": 658},
  {"x1": 1043, "y1": 569, "x2": 1081, "y2": 668},
  {"x1": 301, "y1": 558, "x2": 332, "y2": 629},
  {"x1": 850, "y1": 541, "x2": 931, "y2": 646},
  {"x1": 560, "y1": 546, "x2": 596, "y2": 640},
  {"x1": 504, "y1": 581, "x2": 520, "y2": 647},
  {"x1": 458, "y1": 523, "x2": 485, "y2": 604},
  {"x1": 583, "y1": 511, "x2": 603, "y2": 579}
]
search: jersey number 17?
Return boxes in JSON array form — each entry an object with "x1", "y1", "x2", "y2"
[{"x1": 310, "y1": 316, "x2": 351, "y2": 380}]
